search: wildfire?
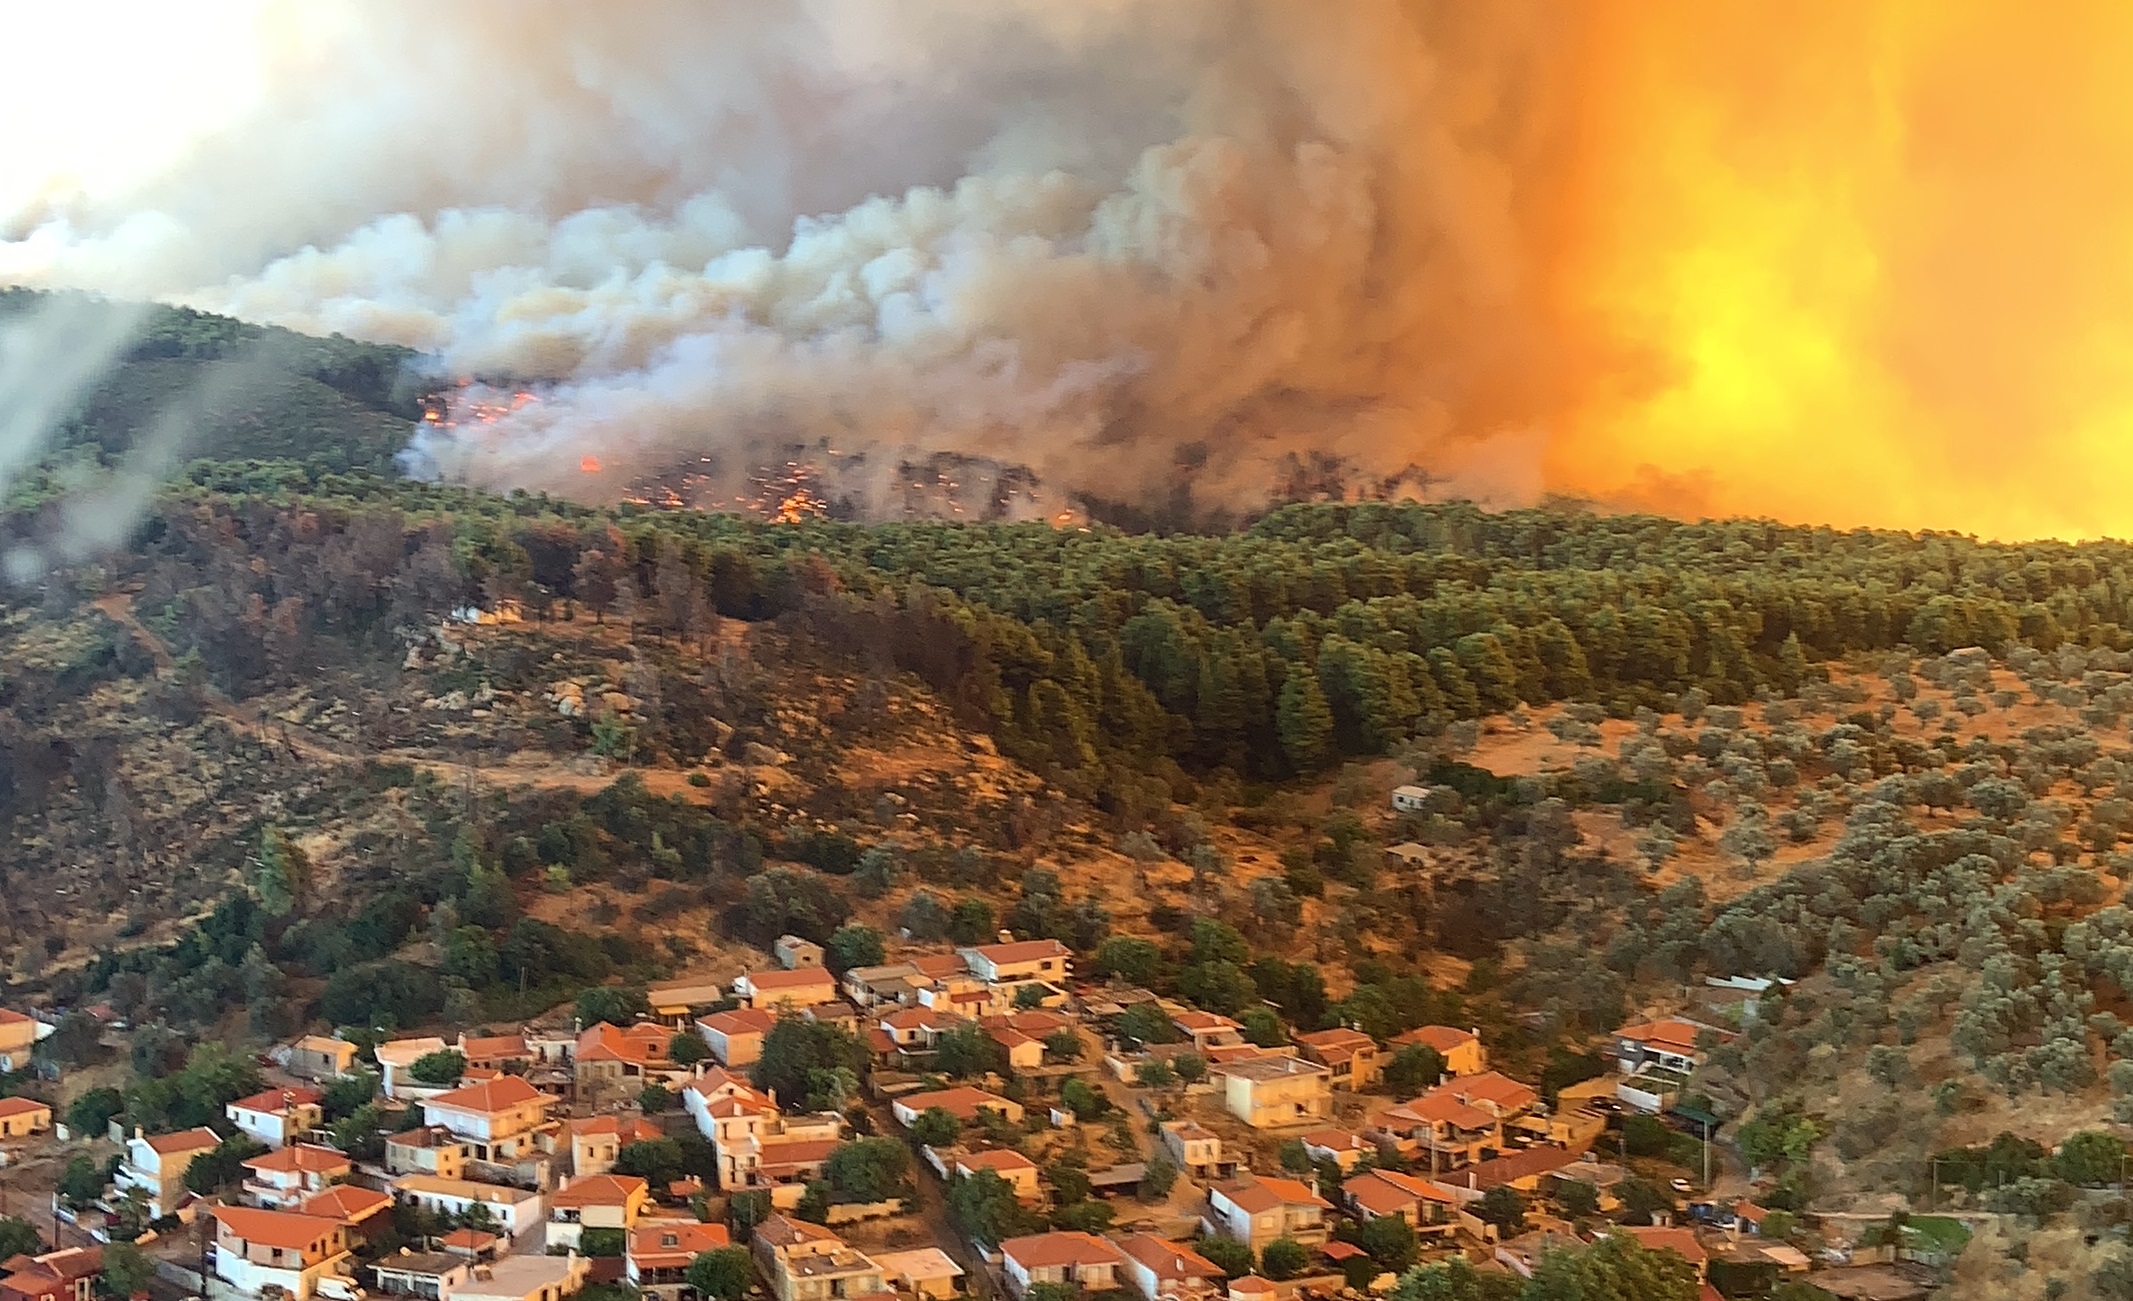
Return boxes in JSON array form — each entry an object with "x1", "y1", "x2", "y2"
[{"x1": 579, "y1": 455, "x2": 601, "y2": 474}]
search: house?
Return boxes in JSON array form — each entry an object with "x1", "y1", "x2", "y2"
[
  {"x1": 567, "y1": 1114, "x2": 666, "y2": 1177},
  {"x1": 1390, "y1": 1026, "x2": 1487, "y2": 1077},
  {"x1": 753, "y1": 1139, "x2": 843, "y2": 1203},
  {"x1": 683, "y1": 1072, "x2": 843, "y2": 1196},
  {"x1": 372, "y1": 1251, "x2": 474, "y2": 1300},
  {"x1": 774, "y1": 935, "x2": 827, "y2": 970},
  {"x1": 1202, "y1": 1178, "x2": 1331, "y2": 1252},
  {"x1": 1384, "y1": 843, "x2": 1430, "y2": 868},
  {"x1": 626, "y1": 1221, "x2": 731, "y2": 1301},
  {"x1": 440, "y1": 1229, "x2": 502, "y2": 1262},
  {"x1": 227, "y1": 1086, "x2": 326, "y2": 1150},
  {"x1": 445, "y1": 1253, "x2": 590, "y2": 1301},
  {"x1": 1436, "y1": 1072, "x2": 1539, "y2": 1122},
  {"x1": 751, "y1": 1214, "x2": 884, "y2": 1301},
  {"x1": 244, "y1": 1144, "x2": 355, "y2": 1208},
  {"x1": 1495, "y1": 1230, "x2": 1582, "y2": 1280},
  {"x1": 648, "y1": 973, "x2": 734, "y2": 1022},
  {"x1": 958, "y1": 939, "x2": 1070, "y2": 987},
  {"x1": 1227, "y1": 1278, "x2": 1279, "y2": 1301},
  {"x1": 1114, "y1": 1236, "x2": 1224, "y2": 1301},
  {"x1": 1432, "y1": 1146, "x2": 1583, "y2": 1202},
  {"x1": 422, "y1": 1075, "x2": 561, "y2": 1167},
  {"x1": 210, "y1": 1205, "x2": 356, "y2": 1301},
  {"x1": 377, "y1": 1037, "x2": 452, "y2": 1100},
  {"x1": 1611, "y1": 1019, "x2": 1729, "y2": 1113},
  {"x1": 1159, "y1": 1121, "x2": 1230, "y2": 1179},
  {"x1": 458, "y1": 1034, "x2": 535, "y2": 1073},
  {"x1": 288, "y1": 1035, "x2": 361, "y2": 1082},
  {"x1": 1616, "y1": 1227, "x2": 1708, "y2": 1278},
  {"x1": 892, "y1": 1087, "x2": 1024, "y2": 1129},
  {"x1": 0, "y1": 1012, "x2": 48, "y2": 1073},
  {"x1": 1171, "y1": 1011, "x2": 1244, "y2": 1052},
  {"x1": 1299, "y1": 1130, "x2": 1369, "y2": 1174},
  {"x1": 0, "y1": 1098, "x2": 52, "y2": 1140},
  {"x1": 1390, "y1": 785, "x2": 1431, "y2": 813},
  {"x1": 952, "y1": 1149, "x2": 1041, "y2": 1200},
  {"x1": 390, "y1": 1174, "x2": 548, "y2": 1239},
  {"x1": 1549, "y1": 1157, "x2": 1628, "y2": 1212},
  {"x1": 736, "y1": 968, "x2": 839, "y2": 1011},
  {"x1": 546, "y1": 1174, "x2": 650, "y2": 1252},
  {"x1": 977, "y1": 1017, "x2": 1049, "y2": 1072},
  {"x1": 576, "y1": 1022, "x2": 685, "y2": 1102},
  {"x1": 875, "y1": 1006, "x2": 965, "y2": 1054},
  {"x1": 0, "y1": 1247, "x2": 101, "y2": 1301},
  {"x1": 303, "y1": 1185, "x2": 395, "y2": 1240},
  {"x1": 386, "y1": 1127, "x2": 470, "y2": 1182},
  {"x1": 696, "y1": 1008, "x2": 778, "y2": 1068},
  {"x1": 116, "y1": 1126, "x2": 220, "y2": 1218},
  {"x1": 1294, "y1": 1029, "x2": 1381, "y2": 1090},
  {"x1": 999, "y1": 1233, "x2": 1124, "y2": 1298},
  {"x1": 1216, "y1": 1056, "x2": 1332, "y2": 1129},
  {"x1": 870, "y1": 1249, "x2": 963, "y2": 1301},
  {"x1": 1342, "y1": 1169, "x2": 1459, "y2": 1233}
]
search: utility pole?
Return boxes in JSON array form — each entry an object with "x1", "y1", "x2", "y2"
[{"x1": 1703, "y1": 1118, "x2": 1712, "y2": 1190}]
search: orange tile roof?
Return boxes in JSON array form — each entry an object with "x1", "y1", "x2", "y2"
[
  {"x1": 758, "y1": 1139, "x2": 841, "y2": 1169},
  {"x1": 300, "y1": 1185, "x2": 393, "y2": 1223},
  {"x1": 1215, "y1": 1176, "x2": 1329, "y2": 1214},
  {"x1": 969, "y1": 939, "x2": 1071, "y2": 966},
  {"x1": 426, "y1": 1075, "x2": 551, "y2": 1113},
  {"x1": 229, "y1": 1086, "x2": 323, "y2": 1114},
  {"x1": 1615, "y1": 1019, "x2": 1723, "y2": 1053},
  {"x1": 698, "y1": 1008, "x2": 777, "y2": 1035},
  {"x1": 212, "y1": 1206, "x2": 343, "y2": 1252},
  {"x1": 1302, "y1": 1129, "x2": 1366, "y2": 1152},
  {"x1": 742, "y1": 968, "x2": 837, "y2": 991},
  {"x1": 956, "y1": 1149, "x2": 1038, "y2": 1174},
  {"x1": 0, "y1": 1012, "x2": 33, "y2": 1027},
  {"x1": 1621, "y1": 1226, "x2": 1708, "y2": 1266},
  {"x1": 0, "y1": 1098, "x2": 49, "y2": 1120},
  {"x1": 1383, "y1": 1093, "x2": 1497, "y2": 1131},
  {"x1": 1393, "y1": 1025, "x2": 1478, "y2": 1053},
  {"x1": 896, "y1": 1086, "x2": 1016, "y2": 1121},
  {"x1": 143, "y1": 1127, "x2": 221, "y2": 1155},
  {"x1": 999, "y1": 1231, "x2": 1123, "y2": 1270},
  {"x1": 579, "y1": 1022, "x2": 675, "y2": 1066},
  {"x1": 244, "y1": 1144, "x2": 352, "y2": 1175},
  {"x1": 551, "y1": 1174, "x2": 649, "y2": 1209},
  {"x1": 459, "y1": 1035, "x2": 531, "y2": 1059},
  {"x1": 1436, "y1": 1072, "x2": 1538, "y2": 1114},
  {"x1": 1113, "y1": 1235, "x2": 1221, "y2": 1281},
  {"x1": 1172, "y1": 1011, "x2": 1241, "y2": 1033},
  {"x1": 1344, "y1": 1169, "x2": 1457, "y2": 1216},
  {"x1": 628, "y1": 1222, "x2": 730, "y2": 1267},
  {"x1": 439, "y1": 1229, "x2": 497, "y2": 1251}
]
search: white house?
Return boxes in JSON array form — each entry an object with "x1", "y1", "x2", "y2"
[
  {"x1": 243, "y1": 1144, "x2": 354, "y2": 1209},
  {"x1": 421, "y1": 1076, "x2": 560, "y2": 1163},
  {"x1": 1202, "y1": 1178, "x2": 1331, "y2": 1253},
  {"x1": 376, "y1": 1037, "x2": 452, "y2": 1100},
  {"x1": 443, "y1": 1253, "x2": 589, "y2": 1301},
  {"x1": 391, "y1": 1174, "x2": 548, "y2": 1240},
  {"x1": 544, "y1": 1175, "x2": 649, "y2": 1252},
  {"x1": 210, "y1": 1205, "x2": 358, "y2": 1301},
  {"x1": 227, "y1": 1086, "x2": 326, "y2": 1150},
  {"x1": 1391, "y1": 785, "x2": 1432, "y2": 814},
  {"x1": 1114, "y1": 1236, "x2": 1224, "y2": 1301},
  {"x1": 957, "y1": 939, "x2": 1071, "y2": 986}
]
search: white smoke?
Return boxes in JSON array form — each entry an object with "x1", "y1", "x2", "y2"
[{"x1": 0, "y1": 0, "x2": 1561, "y2": 518}]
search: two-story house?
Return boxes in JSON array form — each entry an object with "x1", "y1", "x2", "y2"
[
  {"x1": 386, "y1": 1127, "x2": 470, "y2": 1182},
  {"x1": 227, "y1": 1086, "x2": 326, "y2": 1150},
  {"x1": 117, "y1": 1126, "x2": 220, "y2": 1218},
  {"x1": 1342, "y1": 1169, "x2": 1460, "y2": 1235},
  {"x1": 1370, "y1": 1093, "x2": 1503, "y2": 1172},
  {"x1": 576, "y1": 1022, "x2": 687, "y2": 1104},
  {"x1": 0, "y1": 1011, "x2": 47, "y2": 1074},
  {"x1": 1171, "y1": 1011, "x2": 1245, "y2": 1053},
  {"x1": 696, "y1": 1008, "x2": 777, "y2": 1068},
  {"x1": 286, "y1": 1036, "x2": 360, "y2": 1082},
  {"x1": 210, "y1": 1205, "x2": 356, "y2": 1301},
  {"x1": 647, "y1": 972, "x2": 733, "y2": 1024},
  {"x1": 625, "y1": 1221, "x2": 731, "y2": 1301},
  {"x1": 957, "y1": 940, "x2": 1071, "y2": 1006},
  {"x1": 566, "y1": 1114, "x2": 666, "y2": 1178},
  {"x1": 1113, "y1": 1236, "x2": 1223, "y2": 1301},
  {"x1": 421, "y1": 1076, "x2": 560, "y2": 1177},
  {"x1": 0, "y1": 1248, "x2": 101, "y2": 1301},
  {"x1": 458, "y1": 1034, "x2": 535, "y2": 1074},
  {"x1": 1216, "y1": 1056, "x2": 1332, "y2": 1129},
  {"x1": 1294, "y1": 1029, "x2": 1381, "y2": 1091},
  {"x1": 1159, "y1": 1121, "x2": 1229, "y2": 1180},
  {"x1": 244, "y1": 1144, "x2": 354, "y2": 1209},
  {"x1": 389, "y1": 1174, "x2": 548, "y2": 1239},
  {"x1": 683, "y1": 1071, "x2": 842, "y2": 1197},
  {"x1": 890, "y1": 1087, "x2": 1024, "y2": 1129},
  {"x1": 376, "y1": 1037, "x2": 451, "y2": 1100},
  {"x1": 1611, "y1": 1018, "x2": 1729, "y2": 1113},
  {"x1": 999, "y1": 1233, "x2": 1123, "y2": 1298},
  {"x1": 1201, "y1": 1177, "x2": 1331, "y2": 1253},
  {"x1": 751, "y1": 1214, "x2": 883, "y2": 1301},
  {"x1": 1389, "y1": 1026, "x2": 1487, "y2": 1077},
  {"x1": 546, "y1": 1174, "x2": 650, "y2": 1252}
]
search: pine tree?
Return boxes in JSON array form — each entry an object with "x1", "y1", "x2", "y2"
[{"x1": 1276, "y1": 670, "x2": 1334, "y2": 772}]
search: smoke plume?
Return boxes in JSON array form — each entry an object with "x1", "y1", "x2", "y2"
[{"x1": 13, "y1": 2, "x2": 2133, "y2": 537}]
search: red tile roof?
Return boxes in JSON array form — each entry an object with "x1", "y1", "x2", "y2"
[
  {"x1": 968, "y1": 939, "x2": 1071, "y2": 966},
  {"x1": 1000, "y1": 1231, "x2": 1123, "y2": 1270},
  {"x1": 1393, "y1": 1025, "x2": 1478, "y2": 1053},
  {"x1": 212, "y1": 1206, "x2": 343, "y2": 1252},
  {"x1": 1344, "y1": 1169, "x2": 1456, "y2": 1216},
  {"x1": 244, "y1": 1144, "x2": 352, "y2": 1175},
  {"x1": 551, "y1": 1175, "x2": 649, "y2": 1209},
  {"x1": 1621, "y1": 1226, "x2": 1708, "y2": 1266},
  {"x1": 142, "y1": 1127, "x2": 221, "y2": 1155},
  {"x1": 1113, "y1": 1235, "x2": 1221, "y2": 1282},
  {"x1": 0, "y1": 1098, "x2": 49, "y2": 1121},
  {"x1": 229, "y1": 1086, "x2": 323, "y2": 1114},
  {"x1": 1214, "y1": 1176, "x2": 1329, "y2": 1215},
  {"x1": 628, "y1": 1222, "x2": 729, "y2": 1267},
  {"x1": 742, "y1": 968, "x2": 837, "y2": 992},
  {"x1": 426, "y1": 1075, "x2": 551, "y2": 1113},
  {"x1": 300, "y1": 1185, "x2": 393, "y2": 1223}
]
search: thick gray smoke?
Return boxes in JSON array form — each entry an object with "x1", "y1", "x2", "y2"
[{"x1": 1, "y1": 0, "x2": 1566, "y2": 518}]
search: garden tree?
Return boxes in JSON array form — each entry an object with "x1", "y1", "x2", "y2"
[
  {"x1": 1138, "y1": 1156, "x2": 1178, "y2": 1201},
  {"x1": 98, "y1": 1241, "x2": 156, "y2": 1301},
  {"x1": 1095, "y1": 937, "x2": 1163, "y2": 987},
  {"x1": 185, "y1": 1133, "x2": 269, "y2": 1195},
  {"x1": 686, "y1": 1247, "x2": 755, "y2": 1301},
  {"x1": 321, "y1": 1071, "x2": 380, "y2": 1120},
  {"x1": 824, "y1": 1137, "x2": 911, "y2": 1202},
  {"x1": 639, "y1": 1084, "x2": 675, "y2": 1113},
  {"x1": 1241, "y1": 1007, "x2": 1288, "y2": 1048},
  {"x1": 1357, "y1": 1215, "x2": 1418, "y2": 1273},
  {"x1": 615, "y1": 1138, "x2": 687, "y2": 1187},
  {"x1": 2055, "y1": 1130, "x2": 2127, "y2": 1186},
  {"x1": 947, "y1": 1170, "x2": 1043, "y2": 1247},
  {"x1": 1135, "y1": 1059, "x2": 1177, "y2": 1088},
  {"x1": 1027, "y1": 1286, "x2": 1078, "y2": 1301},
  {"x1": 1116, "y1": 1004, "x2": 1181, "y2": 1047},
  {"x1": 725, "y1": 1190, "x2": 772, "y2": 1243},
  {"x1": 932, "y1": 1025, "x2": 1005, "y2": 1079},
  {"x1": 1261, "y1": 1239, "x2": 1309, "y2": 1281},
  {"x1": 669, "y1": 1033, "x2": 711, "y2": 1067},
  {"x1": 1622, "y1": 1115, "x2": 1672, "y2": 1159},
  {"x1": 66, "y1": 1087, "x2": 124, "y2": 1137},
  {"x1": 753, "y1": 1019, "x2": 868, "y2": 1106},
  {"x1": 1173, "y1": 1053, "x2": 1207, "y2": 1083},
  {"x1": 578, "y1": 1228, "x2": 627, "y2": 1257},
  {"x1": 1556, "y1": 1179, "x2": 1599, "y2": 1221},
  {"x1": 1388, "y1": 1258, "x2": 1524, "y2": 1301},
  {"x1": 1047, "y1": 1161, "x2": 1094, "y2": 1206},
  {"x1": 0, "y1": 1218, "x2": 42, "y2": 1261},
  {"x1": 1617, "y1": 1178, "x2": 1676, "y2": 1227},
  {"x1": 1760, "y1": 1211, "x2": 1799, "y2": 1240},
  {"x1": 1474, "y1": 1185, "x2": 1526, "y2": 1235},
  {"x1": 1177, "y1": 961, "x2": 1257, "y2": 1016},
  {"x1": 1059, "y1": 1079, "x2": 1107, "y2": 1122},
  {"x1": 826, "y1": 925, "x2": 885, "y2": 974},
  {"x1": 898, "y1": 892, "x2": 950, "y2": 941},
  {"x1": 1051, "y1": 1200, "x2": 1113, "y2": 1233},
  {"x1": 907, "y1": 1107, "x2": 961, "y2": 1148},
  {"x1": 1524, "y1": 1235, "x2": 1697, "y2": 1301},
  {"x1": 1194, "y1": 1237, "x2": 1254, "y2": 1279},
  {"x1": 577, "y1": 985, "x2": 647, "y2": 1027},
  {"x1": 409, "y1": 1049, "x2": 467, "y2": 1085},
  {"x1": 1383, "y1": 1043, "x2": 1447, "y2": 1096},
  {"x1": 1042, "y1": 1029, "x2": 1084, "y2": 1063}
]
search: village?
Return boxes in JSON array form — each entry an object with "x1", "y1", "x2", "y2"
[{"x1": 0, "y1": 919, "x2": 1934, "y2": 1301}]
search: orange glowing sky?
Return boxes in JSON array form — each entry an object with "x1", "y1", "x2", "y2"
[{"x1": 1542, "y1": 1, "x2": 2133, "y2": 541}]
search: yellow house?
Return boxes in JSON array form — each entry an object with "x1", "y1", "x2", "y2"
[
  {"x1": 1392, "y1": 1026, "x2": 1487, "y2": 1077},
  {"x1": 0, "y1": 1097, "x2": 51, "y2": 1139}
]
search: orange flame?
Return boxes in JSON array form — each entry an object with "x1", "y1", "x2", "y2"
[{"x1": 579, "y1": 456, "x2": 602, "y2": 474}]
